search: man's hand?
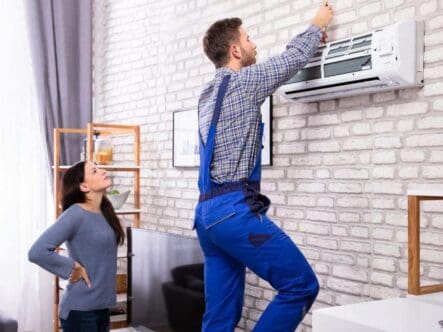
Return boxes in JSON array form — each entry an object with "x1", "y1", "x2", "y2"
[
  {"x1": 312, "y1": 1, "x2": 334, "y2": 29},
  {"x1": 69, "y1": 261, "x2": 92, "y2": 288},
  {"x1": 321, "y1": 30, "x2": 329, "y2": 43}
]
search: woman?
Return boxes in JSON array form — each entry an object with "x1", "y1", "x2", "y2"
[{"x1": 28, "y1": 161, "x2": 125, "y2": 332}]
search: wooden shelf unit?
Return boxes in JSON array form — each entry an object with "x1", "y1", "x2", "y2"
[
  {"x1": 408, "y1": 190, "x2": 443, "y2": 295},
  {"x1": 52, "y1": 123, "x2": 140, "y2": 331}
]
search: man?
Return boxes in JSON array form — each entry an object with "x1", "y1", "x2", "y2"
[{"x1": 194, "y1": 2, "x2": 333, "y2": 331}]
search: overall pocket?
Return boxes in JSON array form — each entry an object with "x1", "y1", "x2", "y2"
[{"x1": 201, "y1": 198, "x2": 237, "y2": 230}]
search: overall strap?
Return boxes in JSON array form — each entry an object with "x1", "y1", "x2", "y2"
[
  {"x1": 208, "y1": 75, "x2": 231, "y2": 138},
  {"x1": 198, "y1": 74, "x2": 231, "y2": 193}
]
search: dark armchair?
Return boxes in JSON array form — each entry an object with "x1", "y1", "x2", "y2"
[
  {"x1": 0, "y1": 311, "x2": 17, "y2": 332},
  {"x1": 162, "y1": 263, "x2": 205, "y2": 332}
]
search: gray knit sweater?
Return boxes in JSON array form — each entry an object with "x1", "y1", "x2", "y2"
[{"x1": 28, "y1": 204, "x2": 117, "y2": 319}]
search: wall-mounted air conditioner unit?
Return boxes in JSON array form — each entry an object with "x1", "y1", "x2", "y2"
[{"x1": 277, "y1": 20, "x2": 424, "y2": 103}]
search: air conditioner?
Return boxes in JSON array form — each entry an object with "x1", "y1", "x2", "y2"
[{"x1": 277, "y1": 20, "x2": 424, "y2": 103}]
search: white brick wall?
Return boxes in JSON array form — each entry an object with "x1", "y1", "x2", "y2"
[{"x1": 93, "y1": 1, "x2": 443, "y2": 330}]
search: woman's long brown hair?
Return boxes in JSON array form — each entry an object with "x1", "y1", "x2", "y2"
[{"x1": 61, "y1": 161, "x2": 125, "y2": 245}]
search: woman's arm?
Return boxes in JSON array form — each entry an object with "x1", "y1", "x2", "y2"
[{"x1": 28, "y1": 208, "x2": 79, "y2": 279}]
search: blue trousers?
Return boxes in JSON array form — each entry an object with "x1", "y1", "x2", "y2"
[
  {"x1": 60, "y1": 309, "x2": 110, "y2": 332},
  {"x1": 195, "y1": 192, "x2": 319, "y2": 332}
]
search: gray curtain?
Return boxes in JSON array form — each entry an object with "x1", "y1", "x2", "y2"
[{"x1": 25, "y1": 0, "x2": 92, "y2": 166}]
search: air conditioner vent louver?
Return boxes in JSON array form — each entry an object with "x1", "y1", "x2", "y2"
[{"x1": 277, "y1": 20, "x2": 424, "y2": 103}]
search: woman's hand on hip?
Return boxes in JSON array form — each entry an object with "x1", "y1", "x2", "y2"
[{"x1": 69, "y1": 261, "x2": 92, "y2": 288}]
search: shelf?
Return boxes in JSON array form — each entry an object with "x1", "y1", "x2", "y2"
[
  {"x1": 116, "y1": 209, "x2": 141, "y2": 215},
  {"x1": 111, "y1": 313, "x2": 127, "y2": 322},
  {"x1": 117, "y1": 293, "x2": 128, "y2": 303},
  {"x1": 54, "y1": 165, "x2": 140, "y2": 172}
]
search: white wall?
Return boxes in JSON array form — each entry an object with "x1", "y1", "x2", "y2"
[{"x1": 92, "y1": 1, "x2": 443, "y2": 330}]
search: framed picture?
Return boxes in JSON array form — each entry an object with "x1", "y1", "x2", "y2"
[
  {"x1": 261, "y1": 95, "x2": 273, "y2": 166},
  {"x1": 172, "y1": 96, "x2": 273, "y2": 167},
  {"x1": 173, "y1": 109, "x2": 200, "y2": 167}
]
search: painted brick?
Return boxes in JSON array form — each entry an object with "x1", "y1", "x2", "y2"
[
  {"x1": 291, "y1": 155, "x2": 322, "y2": 166},
  {"x1": 341, "y1": 240, "x2": 371, "y2": 253},
  {"x1": 400, "y1": 150, "x2": 425, "y2": 162},
  {"x1": 287, "y1": 196, "x2": 316, "y2": 207},
  {"x1": 371, "y1": 13, "x2": 390, "y2": 28},
  {"x1": 371, "y1": 198, "x2": 396, "y2": 209},
  {"x1": 326, "y1": 277, "x2": 362, "y2": 295},
  {"x1": 317, "y1": 197, "x2": 334, "y2": 208},
  {"x1": 372, "y1": 257, "x2": 396, "y2": 272},
  {"x1": 365, "y1": 107, "x2": 384, "y2": 118},
  {"x1": 363, "y1": 284, "x2": 402, "y2": 299},
  {"x1": 373, "y1": 151, "x2": 396, "y2": 164},
  {"x1": 332, "y1": 265, "x2": 368, "y2": 282},
  {"x1": 365, "y1": 182, "x2": 403, "y2": 195},
  {"x1": 322, "y1": 251, "x2": 354, "y2": 265},
  {"x1": 397, "y1": 119, "x2": 414, "y2": 132},
  {"x1": 334, "y1": 168, "x2": 369, "y2": 179},
  {"x1": 324, "y1": 153, "x2": 356, "y2": 165},
  {"x1": 423, "y1": 166, "x2": 443, "y2": 178},
  {"x1": 352, "y1": 122, "x2": 372, "y2": 135},
  {"x1": 406, "y1": 134, "x2": 443, "y2": 147},
  {"x1": 370, "y1": 271, "x2": 394, "y2": 287},
  {"x1": 343, "y1": 137, "x2": 373, "y2": 150},
  {"x1": 420, "y1": 0, "x2": 438, "y2": 15},
  {"x1": 339, "y1": 212, "x2": 361, "y2": 223},
  {"x1": 386, "y1": 102, "x2": 428, "y2": 116},
  {"x1": 424, "y1": 49, "x2": 443, "y2": 65},
  {"x1": 337, "y1": 196, "x2": 369, "y2": 208},
  {"x1": 297, "y1": 182, "x2": 325, "y2": 193},
  {"x1": 334, "y1": 126, "x2": 350, "y2": 137},
  {"x1": 417, "y1": 116, "x2": 443, "y2": 129},
  {"x1": 332, "y1": 225, "x2": 348, "y2": 236},
  {"x1": 393, "y1": 6, "x2": 416, "y2": 21},
  {"x1": 374, "y1": 136, "x2": 402, "y2": 149},
  {"x1": 359, "y1": 2, "x2": 382, "y2": 15},
  {"x1": 307, "y1": 114, "x2": 339, "y2": 126},
  {"x1": 308, "y1": 141, "x2": 340, "y2": 152},
  {"x1": 328, "y1": 183, "x2": 362, "y2": 193},
  {"x1": 299, "y1": 222, "x2": 329, "y2": 235},
  {"x1": 373, "y1": 167, "x2": 395, "y2": 179},
  {"x1": 373, "y1": 243, "x2": 401, "y2": 258},
  {"x1": 316, "y1": 169, "x2": 331, "y2": 179},
  {"x1": 428, "y1": 15, "x2": 443, "y2": 29},
  {"x1": 301, "y1": 128, "x2": 331, "y2": 140},
  {"x1": 399, "y1": 167, "x2": 418, "y2": 179},
  {"x1": 342, "y1": 110, "x2": 363, "y2": 122},
  {"x1": 306, "y1": 236, "x2": 338, "y2": 250},
  {"x1": 350, "y1": 226, "x2": 369, "y2": 238},
  {"x1": 306, "y1": 210, "x2": 337, "y2": 222}
]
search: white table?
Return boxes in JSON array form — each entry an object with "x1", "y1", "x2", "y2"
[{"x1": 313, "y1": 297, "x2": 443, "y2": 332}]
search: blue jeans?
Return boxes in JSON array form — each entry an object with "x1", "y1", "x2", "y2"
[{"x1": 60, "y1": 309, "x2": 110, "y2": 332}]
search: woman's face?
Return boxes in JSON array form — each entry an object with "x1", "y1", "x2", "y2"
[{"x1": 81, "y1": 161, "x2": 112, "y2": 193}]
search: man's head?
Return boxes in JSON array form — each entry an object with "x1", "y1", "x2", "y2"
[{"x1": 203, "y1": 18, "x2": 257, "y2": 69}]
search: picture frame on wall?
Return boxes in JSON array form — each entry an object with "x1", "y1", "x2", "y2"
[
  {"x1": 172, "y1": 95, "x2": 273, "y2": 167},
  {"x1": 261, "y1": 95, "x2": 273, "y2": 166},
  {"x1": 172, "y1": 108, "x2": 199, "y2": 167}
]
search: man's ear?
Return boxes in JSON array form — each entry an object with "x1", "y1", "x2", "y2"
[
  {"x1": 79, "y1": 182, "x2": 90, "y2": 193},
  {"x1": 230, "y1": 43, "x2": 242, "y2": 60}
]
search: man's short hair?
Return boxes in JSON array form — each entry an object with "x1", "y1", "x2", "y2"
[{"x1": 203, "y1": 17, "x2": 242, "y2": 68}]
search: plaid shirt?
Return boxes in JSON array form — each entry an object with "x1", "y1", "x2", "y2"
[{"x1": 199, "y1": 25, "x2": 322, "y2": 184}]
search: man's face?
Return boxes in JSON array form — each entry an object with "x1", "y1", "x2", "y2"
[{"x1": 238, "y1": 27, "x2": 257, "y2": 67}]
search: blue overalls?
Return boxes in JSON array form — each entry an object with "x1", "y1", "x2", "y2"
[{"x1": 194, "y1": 75, "x2": 319, "y2": 332}]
